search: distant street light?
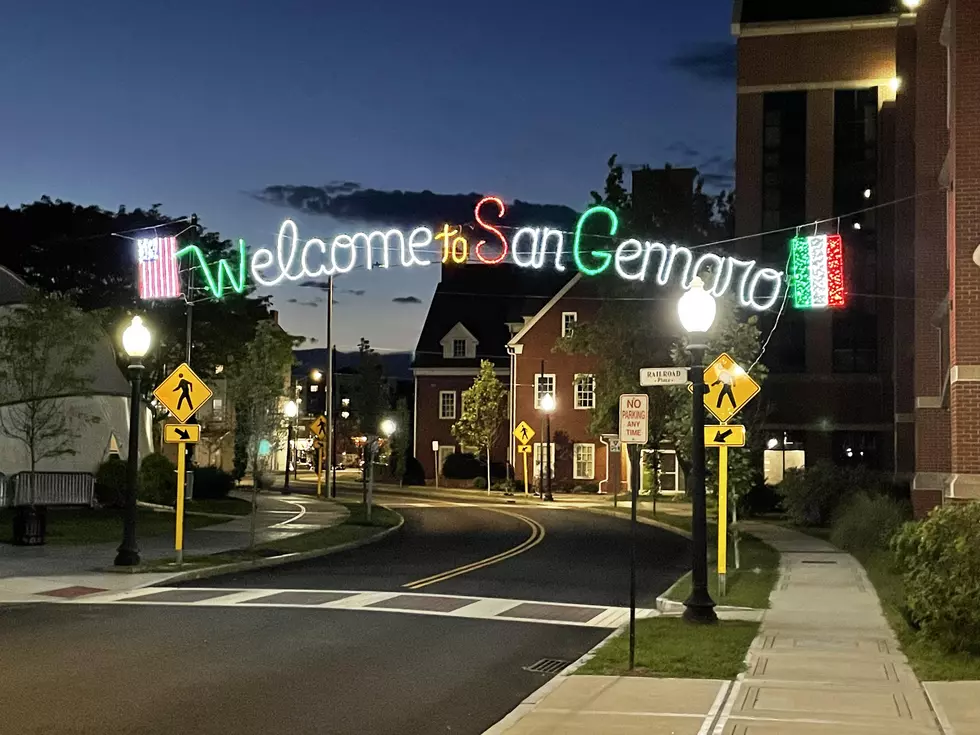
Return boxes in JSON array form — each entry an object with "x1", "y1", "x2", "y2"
[
  {"x1": 540, "y1": 392, "x2": 555, "y2": 502},
  {"x1": 115, "y1": 315, "x2": 151, "y2": 567},
  {"x1": 283, "y1": 399, "x2": 298, "y2": 494},
  {"x1": 678, "y1": 278, "x2": 718, "y2": 624},
  {"x1": 380, "y1": 418, "x2": 396, "y2": 437},
  {"x1": 341, "y1": 410, "x2": 350, "y2": 419}
]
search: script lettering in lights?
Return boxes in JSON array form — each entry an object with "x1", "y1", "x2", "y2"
[{"x1": 175, "y1": 194, "x2": 792, "y2": 312}]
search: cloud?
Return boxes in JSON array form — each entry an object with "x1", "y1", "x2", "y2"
[
  {"x1": 667, "y1": 42, "x2": 736, "y2": 82},
  {"x1": 345, "y1": 289, "x2": 366, "y2": 296},
  {"x1": 298, "y1": 280, "x2": 332, "y2": 292},
  {"x1": 287, "y1": 298, "x2": 298, "y2": 303},
  {"x1": 250, "y1": 186, "x2": 580, "y2": 228},
  {"x1": 666, "y1": 142, "x2": 702, "y2": 159},
  {"x1": 392, "y1": 296, "x2": 422, "y2": 304}
]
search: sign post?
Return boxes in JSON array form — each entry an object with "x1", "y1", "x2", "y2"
[
  {"x1": 431, "y1": 440, "x2": 440, "y2": 489},
  {"x1": 718, "y1": 444, "x2": 729, "y2": 597},
  {"x1": 514, "y1": 421, "x2": 536, "y2": 497},
  {"x1": 619, "y1": 394, "x2": 648, "y2": 672},
  {"x1": 310, "y1": 416, "x2": 327, "y2": 497},
  {"x1": 154, "y1": 363, "x2": 211, "y2": 565}
]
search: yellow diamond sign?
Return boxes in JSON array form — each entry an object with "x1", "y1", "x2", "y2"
[
  {"x1": 153, "y1": 363, "x2": 213, "y2": 424},
  {"x1": 693, "y1": 353, "x2": 760, "y2": 423},
  {"x1": 514, "y1": 421, "x2": 535, "y2": 445}
]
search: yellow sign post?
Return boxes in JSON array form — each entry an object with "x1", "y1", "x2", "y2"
[
  {"x1": 514, "y1": 422, "x2": 536, "y2": 496},
  {"x1": 718, "y1": 444, "x2": 729, "y2": 597},
  {"x1": 153, "y1": 364, "x2": 210, "y2": 566}
]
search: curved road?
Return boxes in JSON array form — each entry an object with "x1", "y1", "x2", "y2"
[{"x1": 1, "y1": 493, "x2": 692, "y2": 735}]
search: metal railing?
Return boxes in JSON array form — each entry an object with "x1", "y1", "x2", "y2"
[{"x1": 0, "y1": 472, "x2": 96, "y2": 507}]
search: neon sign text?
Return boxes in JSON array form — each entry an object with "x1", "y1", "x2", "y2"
[
  {"x1": 228, "y1": 196, "x2": 791, "y2": 311},
  {"x1": 176, "y1": 240, "x2": 248, "y2": 298}
]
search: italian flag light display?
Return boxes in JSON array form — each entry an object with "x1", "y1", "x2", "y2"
[{"x1": 789, "y1": 234, "x2": 845, "y2": 309}]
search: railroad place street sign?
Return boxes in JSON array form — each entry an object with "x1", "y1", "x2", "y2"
[
  {"x1": 153, "y1": 363, "x2": 212, "y2": 424},
  {"x1": 639, "y1": 367, "x2": 688, "y2": 387},
  {"x1": 618, "y1": 394, "x2": 649, "y2": 445}
]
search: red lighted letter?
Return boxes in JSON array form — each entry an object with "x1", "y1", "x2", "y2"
[{"x1": 474, "y1": 196, "x2": 509, "y2": 265}]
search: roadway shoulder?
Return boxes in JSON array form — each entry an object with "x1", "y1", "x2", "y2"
[{"x1": 580, "y1": 505, "x2": 693, "y2": 539}]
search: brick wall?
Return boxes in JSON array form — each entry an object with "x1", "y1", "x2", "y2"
[
  {"x1": 513, "y1": 282, "x2": 608, "y2": 487},
  {"x1": 912, "y1": 488, "x2": 943, "y2": 519}
]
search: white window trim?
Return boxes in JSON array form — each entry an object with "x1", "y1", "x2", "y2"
[
  {"x1": 451, "y1": 338, "x2": 467, "y2": 358},
  {"x1": 574, "y1": 373, "x2": 595, "y2": 410},
  {"x1": 561, "y1": 311, "x2": 578, "y2": 338},
  {"x1": 532, "y1": 442, "x2": 556, "y2": 479},
  {"x1": 534, "y1": 373, "x2": 557, "y2": 409},
  {"x1": 439, "y1": 390, "x2": 457, "y2": 420},
  {"x1": 573, "y1": 443, "x2": 595, "y2": 480}
]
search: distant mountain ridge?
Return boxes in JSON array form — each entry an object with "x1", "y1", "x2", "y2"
[{"x1": 293, "y1": 348, "x2": 413, "y2": 380}]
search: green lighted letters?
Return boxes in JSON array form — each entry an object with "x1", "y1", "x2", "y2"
[
  {"x1": 573, "y1": 206, "x2": 617, "y2": 276},
  {"x1": 176, "y1": 239, "x2": 248, "y2": 298}
]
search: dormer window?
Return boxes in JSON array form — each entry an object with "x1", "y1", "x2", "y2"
[{"x1": 440, "y1": 322, "x2": 479, "y2": 359}]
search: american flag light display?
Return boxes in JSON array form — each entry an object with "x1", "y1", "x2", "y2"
[
  {"x1": 789, "y1": 234, "x2": 845, "y2": 309},
  {"x1": 137, "y1": 236, "x2": 182, "y2": 300}
]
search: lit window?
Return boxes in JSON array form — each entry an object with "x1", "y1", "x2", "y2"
[
  {"x1": 211, "y1": 398, "x2": 224, "y2": 418},
  {"x1": 574, "y1": 374, "x2": 595, "y2": 410},
  {"x1": 532, "y1": 442, "x2": 555, "y2": 479},
  {"x1": 534, "y1": 374, "x2": 556, "y2": 409},
  {"x1": 310, "y1": 384, "x2": 319, "y2": 393},
  {"x1": 574, "y1": 444, "x2": 595, "y2": 480},
  {"x1": 562, "y1": 312, "x2": 578, "y2": 338},
  {"x1": 439, "y1": 391, "x2": 457, "y2": 420},
  {"x1": 452, "y1": 339, "x2": 467, "y2": 358}
]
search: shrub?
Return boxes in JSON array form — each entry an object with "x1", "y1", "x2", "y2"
[
  {"x1": 573, "y1": 483, "x2": 600, "y2": 494},
  {"x1": 739, "y1": 481, "x2": 783, "y2": 517},
  {"x1": 492, "y1": 478, "x2": 516, "y2": 493},
  {"x1": 892, "y1": 503, "x2": 980, "y2": 652},
  {"x1": 442, "y1": 452, "x2": 484, "y2": 480},
  {"x1": 830, "y1": 493, "x2": 908, "y2": 554},
  {"x1": 95, "y1": 456, "x2": 127, "y2": 509},
  {"x1": 192, "y1": 466, "x2": 235, "y2": 500},
  {"x1": 402, "y1": 456, "x2": 425, "y2": 486},
  {"x1": 473, "y1": 476, "x2": 487, "y2": 489},
  {"x1": 138, "y1": 453, "x2": 176, "y2": 506},
  {"x1": 778, "y1": 461, "x2": 888, "y2": 526}
]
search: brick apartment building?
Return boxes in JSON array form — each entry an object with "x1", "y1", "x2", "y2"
[{"x1": 733, "y1": 0, "x2": 980, "y2": 514}]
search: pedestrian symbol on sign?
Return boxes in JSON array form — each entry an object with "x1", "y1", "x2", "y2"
[
  {"x1": 174, "y1": 373, "x2": 194, "y2": 412},
  {"x1": 712, "y1": 368, "x2": 736, "y2": 411}
]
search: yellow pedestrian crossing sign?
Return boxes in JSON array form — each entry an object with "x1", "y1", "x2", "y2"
[
  {"x1": 514, "y1": 421, "x2": 535, "y2": 445},
  {"x1": 689, "y1": 353, "x2": 760, "y2": 423},
  {"x1": 153, "y1": 363, "x2": 212, "y2": 424},
  {"x1": 309, "y1": 415, "x2": 327, "y2": 438}
]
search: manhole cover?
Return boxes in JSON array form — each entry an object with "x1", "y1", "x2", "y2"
[{"x1": 523, "y1": 658, "x2": 569, "y2": 674}]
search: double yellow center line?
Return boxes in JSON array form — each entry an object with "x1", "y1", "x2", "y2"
[{"x1": 403, "y1": 509, "x2": 546, "y2": 590}]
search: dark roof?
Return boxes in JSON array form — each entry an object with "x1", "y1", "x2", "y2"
[
  {"x1": 739, "y1": 0, "x2": 897, "y2": 24},
  {"x1": 413, "y1": 263, "x2": 572, "y2": 370}
]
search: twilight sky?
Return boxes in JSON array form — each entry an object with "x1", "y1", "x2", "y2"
[{"x1": 0, "y1": 0, "x2": 736, "y2": 353}]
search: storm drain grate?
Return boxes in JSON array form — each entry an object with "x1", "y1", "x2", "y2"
[
  {"x1": 801, "y1": 560, "x2": 838, "y2": 565},
  {"x1": 523, "y1": 658, "x2": 569, "y2": 675}
]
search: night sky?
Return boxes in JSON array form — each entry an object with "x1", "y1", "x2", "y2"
[{"x1": 1, "y1": 0, "x2": 736, "y2": 353}]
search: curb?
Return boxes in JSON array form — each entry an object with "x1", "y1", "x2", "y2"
[
  {"x1": 482, "y1": 625, "x2": 628, "y2": 735},
  {"x1": 126, "y1": 507, "x2": 405, "y2": 585},
  {"x1": 580, "y1": 505, "x2": 694, "y2": 539}
]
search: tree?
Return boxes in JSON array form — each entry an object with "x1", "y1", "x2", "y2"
[
  {"x1": 353, "y1": 338, "x2": 385, "y2": 439},
  {"x1": 452, "y1": 360, "x2": 508, "y2": 493},
  {"x1": 0, "y1": 293, "x2": 100, "y2": 471},
  {"x1": 392, "y1": 397, "x2": 410, "y2": 485},
  {"x1": 225, "y1": 320, "x2": 296, "y2": 545}
]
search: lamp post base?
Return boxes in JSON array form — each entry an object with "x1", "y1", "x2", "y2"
[
  {"x1": 114, "y1": 546, "x2": 141, "y2": 567},
  {"x1": 682, "y1": 593, "x2": 718, "y2": 624}
]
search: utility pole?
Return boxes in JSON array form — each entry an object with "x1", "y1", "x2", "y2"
[{"x1": 326, "y1": 275, "x2": 335, "y2": 498}]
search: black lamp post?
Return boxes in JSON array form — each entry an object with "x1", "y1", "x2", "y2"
[
  {"x1": 115, "y1": 315, "x2": 151, "y2": 567},
  {"x1": 283, "y1": 399, "x2": 297, "y2": 494},
  {"x1": 541, "y1": 392, "x2": 555, "y2": 502},
  {"x1": 677, "y1": 278, "x2": 718, "y2": 624}
]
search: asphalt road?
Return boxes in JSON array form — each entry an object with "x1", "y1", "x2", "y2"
[
  {"x1": 191, "y1": 502, "x2": 691, "y2": 607},
  {"x1": 0, "y1": 603, "x2": 605, "y2": 735}
]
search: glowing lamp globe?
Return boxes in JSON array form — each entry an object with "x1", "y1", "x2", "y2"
[
  {"x1": 122, "y1": 316, "x2": 152, "y2": 359},
  {"x1": 540, "y1": 393, "x2": 556, "y2": 413},
  {"x1": 284, "y1": 400, "x2": 298, "y2": 418},
  {"x1": 380, "y1": 418, "x2": 396, "y2": 437},
  {"x1": 677, "y1": 278, "x2": 717, "y2": 335}
]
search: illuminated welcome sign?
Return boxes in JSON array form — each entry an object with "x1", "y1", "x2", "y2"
[{"x1": 249, "y1": 196, "x2": 788, "y2": 311}]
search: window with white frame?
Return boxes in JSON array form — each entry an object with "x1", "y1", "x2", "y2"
[
  {"x1": 574, "y1": 443, "x2": 595, "y2": 480},
  {"x1": 534, "y1": 374, "x2": 556, "y2": 408},
  {"x1": 439, "y1": 391, "x2": 456, "y2": 420},
  {"x1": 574, "y1": 374, "x2": 595, "y2": 410},
  {"x1": 309, "y1": 384, "x2": 318, "y2": 392},
  {"x1": 532, "y1": 442, "x2": 556, "y2": 479},
  {"x1": 211, "y1": 398, "x2": 224, "y2": 419},
  {"x1": 452, "y1": 339, "x2": 467, "y2": 358},
  {"x1": 562, "y1": 311, "x2": 578, "y2": 338}
]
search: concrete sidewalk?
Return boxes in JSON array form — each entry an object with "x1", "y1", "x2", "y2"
[
  {"x1": 0, "y1": 492, "x2": 348, "y2": 604},
  {"x1": 488, "y1": 522, "x2": 966, "y2": 734}
]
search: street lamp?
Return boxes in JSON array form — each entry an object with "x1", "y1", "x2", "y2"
[
  {"x1": 283, "y1": 399, "x2": 298, "y2": 494},
  {"x1": 310, "y1": 369, "x2": 323, "y2": 382},
  {"x1": 677, "y1": 277, "x2": 718, "y2": 624},
  {"x1": 540, "y1": 392, "x2": 555, "y2": 502},
  {"x1": 380, "y1": 418, "x2": 396, "y2": 438},
  {"x1": 115, "y1": 315, "x2": 151, "y2": 567}
]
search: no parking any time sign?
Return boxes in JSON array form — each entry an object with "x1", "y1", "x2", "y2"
[{"x1": 618, "y1": 394, "x2": 649, "y2": 445}]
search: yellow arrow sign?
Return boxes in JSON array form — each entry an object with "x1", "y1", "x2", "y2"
[
  {"x1": 704, "y1": 424, "x2": 746, "y2": 448},
  {"x1": 514, "y1": 421, "x2": 535, "y2": 445},
  {"x1": 517, "y1": 444, "x2": 532, "y2": 454},
  {"x1": 153, "y1": 363, "x2": 212, "y2": 424},
  {"x1": 164, "y1": 423, "x2": 201, "y2": 444}
]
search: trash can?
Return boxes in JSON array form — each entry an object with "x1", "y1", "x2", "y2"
[{"x1": 12, "y1": 506, "x2": 47, "y2": 546}]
